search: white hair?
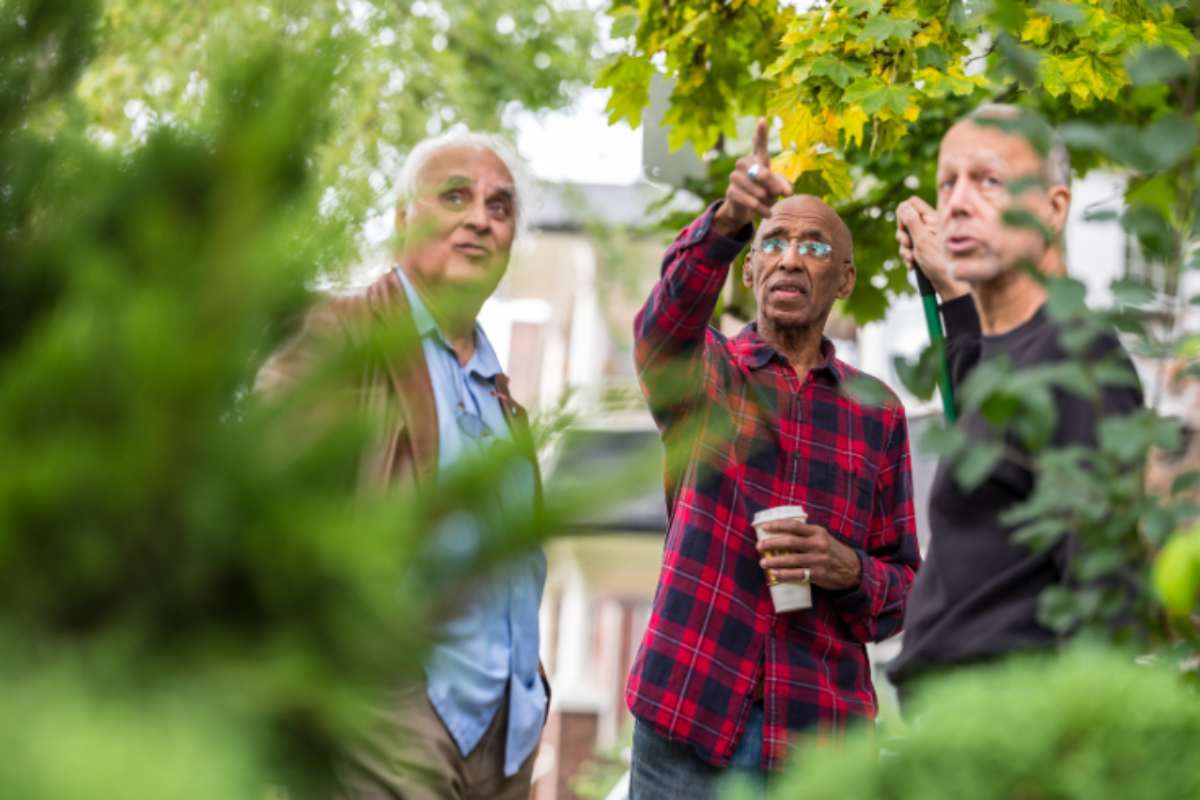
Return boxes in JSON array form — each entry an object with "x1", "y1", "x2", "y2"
[
  {"x1": 394, "y1": 128, "x2": 534, "y2": 237},
  {"x1": 965, "y1": 103, "x2": 1071, "y2": 187}
]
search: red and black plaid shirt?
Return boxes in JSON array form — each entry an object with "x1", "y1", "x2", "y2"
[{"x1": 626, "y1": 205, "x2": 920, "y2": 770}]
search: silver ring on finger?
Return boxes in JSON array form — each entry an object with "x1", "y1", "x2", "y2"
[
  {"x1": 747, "y1": 163, "x2": 763, "y2": 183},
  {"x1": 799, "y1": 568, "x2": 811, "y2": 583}
]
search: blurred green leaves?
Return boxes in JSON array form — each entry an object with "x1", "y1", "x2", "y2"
[
  {"x1": 1060, "y1": 114, "x2": 1198, "y2": 181},
  {"x1": 72, "y1": 0, "x2": 598, "y2": 243},
  {"x1": 892, "y1": 338, "x2": 946, "y2": 402},
  {"x1": 1154, "y1": 526, "x2": 1200, "y2": 617},
  {"x1": 0, "y1": 4, "x2": 394, "y2": 790},
  {"x1": 0, "y1": 662, "x2": 265, "y2": 799},
  {"x1": 761, "y1": 647, "x2": 1200, "y2": 800},
  {"x1": 0, "y1": 0, "x2": 97, "y2": 123},
  {"x1": 0, "y1": 1, "x2": 610, "y2": 797},
  {"x1": 1127, "y1": 45, "x2": 1191, "y2": 86}
]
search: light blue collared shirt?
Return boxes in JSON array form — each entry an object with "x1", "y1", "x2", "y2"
[{"x1": 396, "y1": 268, "x2": 547, "y2": 777}]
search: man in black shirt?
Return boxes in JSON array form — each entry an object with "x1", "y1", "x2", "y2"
[{"x1": 885, "y1": 104, "x2": 1143, "y2": 694}]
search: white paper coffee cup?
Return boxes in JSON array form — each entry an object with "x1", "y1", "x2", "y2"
[{"x1": 752, "y1": 505, "x2": 811, "y2": 612}]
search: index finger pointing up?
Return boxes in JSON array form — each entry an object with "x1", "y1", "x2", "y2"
[{"x1": 753, "y1": 117, "x2": 770, "y2": 167}]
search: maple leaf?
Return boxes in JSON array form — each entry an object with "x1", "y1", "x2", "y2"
[
  {"x1": 780, "y1": 105, "x2": 828, "y2": 150},
  {"x1": 1021, "y1": 15, "x2": 1052, "y2": 44},
  {"x1": 857, "y1": 15, "x2": 919, "y2": 44},
  {"x1": 810, "y1": 54, "x2": 866, "y2": 88},
  {"x1": 841, "y1": 104, "x2": 869, "y2": 148},
  {"x1": 818, "y1": 153, "x2": 854, "y2": 199},
  {"x1": 774, "y1": 147, "x2": 818, "y2": 181}
]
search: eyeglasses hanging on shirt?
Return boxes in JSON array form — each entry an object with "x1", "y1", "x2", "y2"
[
  {"x1": 456, "y1": 400, "x2": 494, "y2": 440},
  {"x1": 454, "y1": 364, "x2": 496, "y2": 442}
]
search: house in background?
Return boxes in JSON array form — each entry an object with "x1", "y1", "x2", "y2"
[{"x1": 479, "y1": 180, "x2": 679, "y2": 414}]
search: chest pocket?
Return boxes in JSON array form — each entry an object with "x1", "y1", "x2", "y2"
[
  {"x1": 797, "y1": 456, "x2": 875, "y2": 540},
  {"x1": 718, "y1": 362, "x2": 881, "y2": 538},
  {"x1": 727, "y1": 434, "x2": 878, "y2": 545}
]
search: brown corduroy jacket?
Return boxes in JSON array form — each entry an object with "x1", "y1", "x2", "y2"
[{"x1": 255, "y1": 269, "x2": 541, "y2": 496}]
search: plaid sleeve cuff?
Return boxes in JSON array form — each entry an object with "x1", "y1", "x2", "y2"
[
  {"x1": 671, "y1": 201, "x2": 753, "y2": 265},
  {"x1": 828, "y1": 548, "x2": 872, "y2": 614}
]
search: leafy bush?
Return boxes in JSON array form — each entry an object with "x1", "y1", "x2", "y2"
[{"x1": 756, "y1": 647, "x2": 1200, "y2": 800}]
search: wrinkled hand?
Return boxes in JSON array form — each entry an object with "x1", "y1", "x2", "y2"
[
  {"x1": 895, "y1": 195, "x2": 969, "y2": 301},
  {"x1": 713, "y1": 117, "x2": 793, "y2": 237},
  {"x1": 756, "y1": 519, "x2": 861, "y2": 591}
]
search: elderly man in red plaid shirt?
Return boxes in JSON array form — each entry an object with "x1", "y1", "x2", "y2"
[{"x1": 626, "y1": 120, "x2": 921, "y2": 797}]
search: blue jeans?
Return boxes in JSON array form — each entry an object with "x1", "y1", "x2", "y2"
[{"x1": 629, "y1": 703, "x2": 768, "y2": 800}]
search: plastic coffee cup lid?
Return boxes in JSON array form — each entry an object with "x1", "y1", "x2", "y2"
[{"x1": 752, "y1": 505, "x2": 808, "y2": 526}]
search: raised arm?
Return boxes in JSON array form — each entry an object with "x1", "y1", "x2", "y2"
[
  {"x1": 634, "y1": 119, "x2": 791, "y2": 431},
  {"x1": 632, "y1": 206, "x2": 748, "y2": 431}
]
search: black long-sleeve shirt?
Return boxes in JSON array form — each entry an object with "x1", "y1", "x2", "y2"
[{"x1": 887, "y1": 295, "x2": 1143, "y2": 688}]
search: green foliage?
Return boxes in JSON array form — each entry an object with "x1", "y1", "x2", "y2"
[
  {"x1": 0, "y1": 1, "x2": 623, "y2": 796},
  {"x1": 0, "y1": 661, "x2": 263, "y2": 800},
  {"x1": 1155, "y1": 525, "x2": 1200, "y2": 618},
  {"x1": 892, "y1": 336, "x2": 947, "y2": 401},
  {"x1": 913, "y1": 269, "x2": 1188, "y2": 639},
  {"x1": 602, "y1": 0, "x2": 1200, "y2": 647},
  {"x1": 72, "y1": 0, "x2": 598, "y2": 241},
  {"x1": 599, "y1": 0, "x2": 788, "y2": 152},
  {"x1": 753, "y1": 647, "x2": 1200, "y2": 800},
  {"x1": 600, "y1": 0, "x2": 1200, "y2": 323}
]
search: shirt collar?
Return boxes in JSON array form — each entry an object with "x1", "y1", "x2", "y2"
[
  {"x1": 394, "y1": 266, "x2": 503, "y2": 381},
  {"x1": 394, "y1": 266, "x2": 440, "y2": 339},
  {"x1": 733, "y1": 322, "x2": 844, "y2": 383}
]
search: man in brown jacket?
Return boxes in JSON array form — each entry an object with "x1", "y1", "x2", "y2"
[{"x1": 257, "y1": 131, "x2": 547, "y2": 799}]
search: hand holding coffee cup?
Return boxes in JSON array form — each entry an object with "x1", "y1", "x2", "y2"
[
  {"x1": 754, "y1": 508, "x2": 864, "y2": 612},
  {"x1": 753, "y1": 506, "x2": 812, "y2": 612}
]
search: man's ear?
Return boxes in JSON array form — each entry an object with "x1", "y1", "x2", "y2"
[
  {"x1": 1046, "y1": 184, "x2": 1071, "y2": 237},
  {"x1": 742, "y1": 251, "x2": 755, "y2": 288},
  {"x1": 837, "y1": 260, "x2": 856, "y2": 300}
]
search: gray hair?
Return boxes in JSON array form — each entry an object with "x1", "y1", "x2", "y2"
[
  {"x1": 395, "y1": 129, "x2": 534, "y2": 236},
  {"x1": 965, "y1": 103, "x2": 1071, "y2": 187}
]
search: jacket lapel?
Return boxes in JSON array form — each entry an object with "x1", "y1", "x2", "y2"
[
  {"x1": 367, "y1": 270, "x2": 439, "y2": 483},
  {"x1": 366, "y1": 270, "x2": 544, "y2": 500}
]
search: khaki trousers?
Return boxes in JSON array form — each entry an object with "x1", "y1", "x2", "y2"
[{"x1": 344, "y1": 685, "x2": 537, "y2": 800}]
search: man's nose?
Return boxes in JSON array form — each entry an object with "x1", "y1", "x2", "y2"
[
  {"x1": 463, "y1": 197, "x2": 490, "y2": 231},
  {"x1": 943, "y1": 176, "x2": 975, "y2": 217}
]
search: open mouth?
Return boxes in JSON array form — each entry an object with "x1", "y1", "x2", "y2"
[
  {"x1": 770, "y1": 282, "x2": 809, "y2": 299},
  {"x1": 945, "y1": 235, "x2": 979, "y2": 256}
]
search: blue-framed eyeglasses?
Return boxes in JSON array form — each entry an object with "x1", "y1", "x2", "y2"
[
  {"x1": 456, "y1": 402, "x2": 494, "y2": 440},
  {"x1": 758, "y1": 238, "x2": 833, "y2": 259}
]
